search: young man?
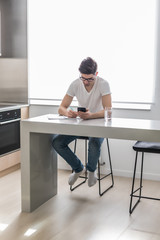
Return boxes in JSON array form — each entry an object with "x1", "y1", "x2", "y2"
[{"x1": 52, "y1": 57, "x2": 112, "y2": 187}]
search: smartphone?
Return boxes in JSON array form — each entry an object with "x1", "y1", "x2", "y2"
[{"x1": 77, "y1": 107, "x2": 86, "y2": 112}]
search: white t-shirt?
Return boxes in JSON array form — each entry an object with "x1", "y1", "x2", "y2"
[{"x1": 66, "y1": 76, "x2": 111, "y2": 113}]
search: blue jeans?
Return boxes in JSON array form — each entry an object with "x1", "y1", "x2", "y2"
[{"x1": 52, "y1": 135, "x2": 104, "y2": 173}]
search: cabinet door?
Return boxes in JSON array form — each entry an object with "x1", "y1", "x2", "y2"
[{"x1": 21, "y1": 106, "x2": 29, "y2": 120}]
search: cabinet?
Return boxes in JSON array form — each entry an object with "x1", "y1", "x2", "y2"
[
  {"x1": 0, "y1": 0, "x2": 27, "y2": 58},
  {"x1": 0, "y1": 106, "x2": 29, "y2": 176}
]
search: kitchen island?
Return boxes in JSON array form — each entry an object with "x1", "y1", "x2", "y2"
[{"x1": 21, "y1": 114, "x2": 160, "y2": 212}]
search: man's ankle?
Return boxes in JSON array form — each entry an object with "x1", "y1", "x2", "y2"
[
  {"x1": 88, "y1": 171, "x2": 97, "y2": 187},
  {"x1": 68, "y1": 168, "x2": 84, "y2": 186}
]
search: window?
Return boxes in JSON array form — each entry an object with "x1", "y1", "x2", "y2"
[{"x1": 28, "y1": 0, "x2": 157, "y2": 103}]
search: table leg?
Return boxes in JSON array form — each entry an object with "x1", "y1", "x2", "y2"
[{"x1": 21, "y1": 132, "x2": 57, "y2": 212}]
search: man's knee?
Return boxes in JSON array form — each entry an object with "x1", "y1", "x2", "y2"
[
  {"x1": 52, "y1": 136, "x2": 60, "y2": 150},
  {"x1": 89, "y1": 138, "x2": 102, "y2": 149}
]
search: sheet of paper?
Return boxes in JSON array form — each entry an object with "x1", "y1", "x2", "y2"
[{"x1": 47, "y1": 114, "x2": 68, "y2": 120}]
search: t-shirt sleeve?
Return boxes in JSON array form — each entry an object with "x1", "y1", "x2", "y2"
[
  {"x1": 66, "y1": 81, "x2": 75, "y2": 97},
  {"x1": 100, "y1": 79, "x2": 111, "y2": 96}
]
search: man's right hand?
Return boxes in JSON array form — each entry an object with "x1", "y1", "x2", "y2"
[{"x1": 67, "y1": 109, "x2": 78, "y2": 118}]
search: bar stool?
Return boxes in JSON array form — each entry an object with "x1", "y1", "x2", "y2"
[
  {"x1": 70, "y1": 137, "x2": 114, "y2": 196},
  {"x1": 129, "y1": 141, "x2": 160, "y2": 214}
]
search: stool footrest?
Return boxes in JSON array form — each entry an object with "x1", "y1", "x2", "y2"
[
  {"x1": 99, "y1": 184, "x2": 114, "y2": 196},
  {"x1": 131, "y1": 194, "x2": 160, "y2": 201},
  {"x1": 98, "y1": 172, "x2": 112, "y2": 181},
  {"x1": 129, "y1": 199, "x2": 140, "y2": 214},
  {"x1": 132, "y1": 186, "x2": 143, "y2": 195},
  {"x1": 70, "y1": 179, "x2": 87, "y2": 191}
]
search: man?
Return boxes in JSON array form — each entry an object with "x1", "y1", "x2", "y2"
[{"x1": 52, "y1": 57, "x2": 112, "y2": 187}]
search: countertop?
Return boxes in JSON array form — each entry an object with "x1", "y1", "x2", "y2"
[
  {"x1": 21, "y1": 114, "x2": 160, "y2": 142},
  {"x1": 0, "y1": 103, "x2": 29, "y2": 112}
]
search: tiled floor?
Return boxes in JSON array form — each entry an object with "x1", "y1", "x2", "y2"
[{"x1": 0, "y1": 169, "x2": 160, "y2": 240}]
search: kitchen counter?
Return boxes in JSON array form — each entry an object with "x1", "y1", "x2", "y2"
[
  {"x1": 0, "y1": 103, "x2": 29, "y2": 112},
  {"x1": 0, "y1": 105, "x2": 29, "y2": 176}
]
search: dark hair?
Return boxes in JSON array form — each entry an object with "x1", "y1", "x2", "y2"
[{"x1": 78, "y1": 57, "x2": 97, "y2": 75}]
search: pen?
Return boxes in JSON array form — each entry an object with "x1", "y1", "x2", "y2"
[{"x1": 69, "y1": 106, "x2": 74, "y2": 111}]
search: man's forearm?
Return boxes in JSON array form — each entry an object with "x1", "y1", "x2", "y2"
[
  {"x1": 89, "y1": 110, "x2": 105, "y2": 119},
  {"x1": 58, "y1": 106, "x2": 68, "y2": 116}
]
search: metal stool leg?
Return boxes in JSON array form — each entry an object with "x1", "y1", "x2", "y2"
[
  {"x1": 139, "y1": 152, "x2": 144, "y2": 200},
  {"x1": 106, "y1": 138, "x2": 114, "y2": 187},
  {"x1": 129, "y1": 151, "x2": 139, "y2": 213},
  {"x1": 70, "y1": 139, "x2": 87, "y2": 191},
  {"x1": 97, "y1": 138, "x2": 114, "y2": 196},
  {"x1": 129, "y1": 151, "x2": 144, "y2": 214}
]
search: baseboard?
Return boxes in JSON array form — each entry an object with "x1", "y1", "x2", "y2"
[
  {"x1": 57, "y1": 165, "x2": 160, "y2": 181},
  {"x1": 0, "y1": 163, "x2": 21, "y2": 178},
  {"x1": 112, "y1": 169, "x2": 160, "y2": 181}
]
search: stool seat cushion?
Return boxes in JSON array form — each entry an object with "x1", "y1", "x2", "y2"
[
  {"x1": 133, "y1": 141, "x2": 160, "y2": 153},
  {"x1": 77, "y1": 136, "x2": 89, "y2": 140}
]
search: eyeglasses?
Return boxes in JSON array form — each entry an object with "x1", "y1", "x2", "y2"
[{"x1": 79, "y1": 75, "x2": 95, "y2": 82}]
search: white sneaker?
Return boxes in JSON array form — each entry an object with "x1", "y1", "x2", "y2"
[
  {"x1": 68, "y1": 168, "x2": 84, "y2": 186},
  {"x1": 88, "y1": 171, "x2": 97, "y2": 187}
]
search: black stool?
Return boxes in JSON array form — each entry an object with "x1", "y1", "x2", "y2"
[
  {"x1": 70, "y1": 137, "x2": 114, "y2": 196},
  {"x1": 129, "y1": 141, "x2": 160, "y2": 214}
]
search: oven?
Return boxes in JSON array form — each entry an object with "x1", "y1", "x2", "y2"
[{"x1": 0, "y1": 108, "x2": 21, "y2": 156}]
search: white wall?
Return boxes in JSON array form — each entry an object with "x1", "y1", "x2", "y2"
[{"x1": 29, "y1": 1, "x2": 160, "y2": 181}]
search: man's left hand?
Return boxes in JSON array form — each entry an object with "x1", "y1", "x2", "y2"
[{"x1": 77, "y1": 109, "x2": 92, "y2": 120}]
